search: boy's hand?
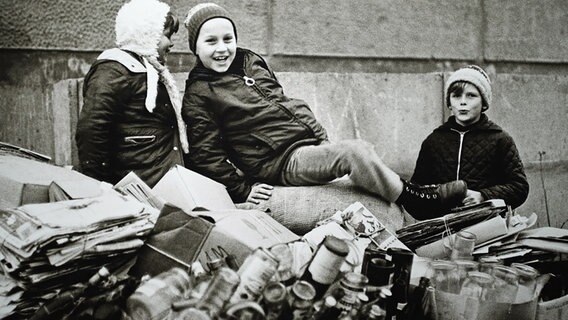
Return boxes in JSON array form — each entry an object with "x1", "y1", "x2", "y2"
[
  {"x1": 462, "y1": 189, "x2": 484, "y2": 206},
  {"x1": 246, "y1": 183, "x2": 274, "y2": 205}
]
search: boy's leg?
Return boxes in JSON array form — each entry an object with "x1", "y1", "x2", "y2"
[
  {"x1": 280, "y1": 140, "x2": 403, "y2": 202},
  {"x1": 280, "y1": 140, "x2": 466, "y2": 216}
]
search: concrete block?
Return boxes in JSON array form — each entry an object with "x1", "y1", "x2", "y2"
[
  {"x1": 277, "y1": 72, "x2": 445, "y2": 175},
  {"x1": 271, "y1": 0, "x2": 482, "y2": 59},
  {"x1": 0, "y1": 0, "x2": 269, "y2": 54},
  {"x1": 488, "y1": 74, "x2": 568, "y2": 162},
  {"x1": 173, "y1": 0, "x2": 269, "y2": 55},
  {"x1": 485, "y1": 0, "x2": 568, "y2": 63}
]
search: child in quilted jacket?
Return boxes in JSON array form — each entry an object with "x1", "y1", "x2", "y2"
[
  {"x1": 410, "y1": 65, "x2": 529, "y2": 217},
  {"x1": 181, "y1": 3, "x2": 467, "y2": 217}
]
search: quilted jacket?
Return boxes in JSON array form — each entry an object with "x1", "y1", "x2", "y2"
[
  {"x1": 182, "y1": 48, "x2": 328, "y2": 202},
  {"x1": 411, "y1": 114, "x2": 529, "y2": 208},
  {"x1": 76, "y1": 50, "x2": 184, "y2": 187}
]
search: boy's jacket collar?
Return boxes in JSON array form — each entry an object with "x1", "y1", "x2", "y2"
[{"x1": 437, "y1": 114, "x2": 503, "y2": 132}]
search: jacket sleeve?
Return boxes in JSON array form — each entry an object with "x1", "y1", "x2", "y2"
[
  {"x1": 75, "y1": 62, "x2": 129, "y2": 182},
  {"x1": 479, "y1": 133, "x2": 529, "y2": 208},
  {"x1": 182, "y1": 89, "x2": 252, "y2": 203},
  {"x1": 411, "y1": 138, "x2": 435, "y2": 185}
]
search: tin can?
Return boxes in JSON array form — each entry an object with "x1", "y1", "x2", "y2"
[
  {"x1": 126, "y1": 267, "x2": 191, "y2": 320},
  {"x1": 230, "y1": 247, "x2": 279, "y2": 303}
]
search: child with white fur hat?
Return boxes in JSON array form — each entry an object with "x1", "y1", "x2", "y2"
[
  {"x1": 410, "y1": 65, "x2": 529, "y2": 216},
  {"x1": 76, "y1": 0, "x2": 188, "y2": 187}
]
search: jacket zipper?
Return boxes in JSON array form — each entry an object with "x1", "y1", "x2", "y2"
[
  {"x1": 239, "y1": 73, "x2": 315, "y2": 137},
  {"x1": 451, "y1": 128, "x2": 469, "y2": 180}
]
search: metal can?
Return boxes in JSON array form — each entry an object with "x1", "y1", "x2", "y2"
[
  {"x1": 289, "y1": 280, "x2": 316, "y2": 320},
  {"x1": 230, "y1": 247, "x2": 279, "y2": 303},
  {"x1": 126, "y1": 267, "x2": 191, "y2": 320},
  {"x1": 196, "y1": 267, "x2": 240, "y2": 318}
]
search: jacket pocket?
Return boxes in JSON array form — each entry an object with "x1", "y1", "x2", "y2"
[{"x1": 124, "y1": 135, "x2": 156, "y2": 145}]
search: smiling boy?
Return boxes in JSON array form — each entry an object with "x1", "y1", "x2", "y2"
[{"x1": 181, "y1": 3, "x2": 468, "y2": 217}]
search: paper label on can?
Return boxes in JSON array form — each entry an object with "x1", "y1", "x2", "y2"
[{"x1": 308, "y1": 246, "x2": 343, "y2": 284}]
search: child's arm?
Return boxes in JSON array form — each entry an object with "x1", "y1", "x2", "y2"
[
  {"x1": 183, "y1": 96, "x2": 253, "y2": 203},
  {"x1": 76, "y1": 63, "x2": 129, "y2": 182},
  {"x1": 477, "y1": 134, "x2": 529, "y2": 208}
]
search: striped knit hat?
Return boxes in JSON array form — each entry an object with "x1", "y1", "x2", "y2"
[
  {"x1": 445, "y1": 65, "x2": 492, "y2": 110},
  {"x1": 184, "y1": 3, "x2": 237, "y2": 54}
]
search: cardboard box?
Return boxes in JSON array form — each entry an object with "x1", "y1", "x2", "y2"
[
  {"x1": 130, "y1": 208, "x2": 300, "y2": 277},
  {"x1": 152, "y1": 165, "x2": 235, "y2": 213},
  {"x1": 0, "y1": 155, "x2": 100, "y2": 208}
]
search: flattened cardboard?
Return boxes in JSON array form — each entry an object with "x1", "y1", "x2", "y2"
[
  {"x1": 152, "y1": 165, "x2": 235, "y2": 214},
  {"x1": 0, "y1": 155, "x2": 99, "y2": 208},
  {"x1": 130, "y1": 208, "x2": 299, "y2": 277}
]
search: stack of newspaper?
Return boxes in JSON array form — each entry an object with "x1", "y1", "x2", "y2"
[{"x1": 0, "y1": 190, "x2": 158, "y2": 318}]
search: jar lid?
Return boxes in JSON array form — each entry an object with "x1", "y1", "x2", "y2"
[
  {"x1": 262, "y1": 282, "x2": 287, "y2": 303},
  {"x1": 340, "y1": 272, "x2": 369, "y2": 290},
  {"x1": 292, "y1": 280, "x2": 316, "y2": 301},
  {"x1": 323, "y1": 236, "x2": 349, "y2": 257}
]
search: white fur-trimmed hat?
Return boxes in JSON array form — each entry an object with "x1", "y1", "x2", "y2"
[
  {"x1": 115, "y1": 0, "x2": 170, "y2": 58},
  {"x1": 445, "y1": 65, "x2": 492, "y2": 110}
]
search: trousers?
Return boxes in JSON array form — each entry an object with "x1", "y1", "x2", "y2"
[{"x1": 279, "y1": 139, "x2": 402, "y2": 202}]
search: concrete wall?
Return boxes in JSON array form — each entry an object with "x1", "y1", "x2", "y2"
[{"x1": 1, "y1": 0, "x2": 567, "y2": 228}]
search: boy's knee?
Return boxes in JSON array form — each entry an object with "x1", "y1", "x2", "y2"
[{"x1": 337, "y1": 139, "x2": 374, "y2": 159}]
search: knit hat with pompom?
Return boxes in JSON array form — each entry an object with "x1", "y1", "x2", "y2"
[
  {"x1": 184, "y1": 3, "x2": 237, "y2": 54},
  {"x1": 445, "y1": 65, "x2": 492, "y2": 110}
]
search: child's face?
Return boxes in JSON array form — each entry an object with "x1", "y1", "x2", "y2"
[
  {"x1": 449, "y1": 83, "x2": 483, "y2": 126},
  {"x1": 157, "y1": 29, "x2": 174, "y2": 64},
  {"x1": 195, "y1": 18, "x2": 236, "y2": 73}
]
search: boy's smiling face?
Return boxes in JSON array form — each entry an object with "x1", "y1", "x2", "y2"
[
  {"x1": 195, "y1": 18, "x2": 236, "y2": 73},
  {"x1": 449, "y1": 82, "x2": 483, "y2": 126}
]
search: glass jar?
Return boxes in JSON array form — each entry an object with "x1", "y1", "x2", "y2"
[
  {"x1": 460, "y1": 271, "x2": 494, "y2": 300},
  {"x1": 511, "y1": 263, "x2": 539, "y2": 301},
  {"x1": 336, "y1": 272, "x2": 369, "y2": 313},
  {"x1": 450, "y1": 231, "x2": 477, "y2": 261},
  {"x1": 454, "y1": 260, "x2": 479, "y2": 287},
  {"x1": 270, "y1": 243, "x2": 296, "y2": 286},
  {"x1": 429, "y1": 260, "x2": 460, "y2": 294},
  {"x1": 488, "y1": 265, "x2": 519, "y2": 304},
  {"x1": 478, "y1": 256, "x2": 503, "y2": 274}
]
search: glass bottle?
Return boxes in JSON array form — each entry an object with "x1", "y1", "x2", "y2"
[
  {"x1": 336, "y1": 272, "x2": 368, "y2": 313},
  {"x1": 270, "y1": 243, "x2": 296, "y2": 286},
  {"x1": 230, "y1": 247, "x2": 280, "y2": 303},
  {"x1": 402, "y1": 277, "x2": 430, "y2": 319},
  {"x1": 190, "y1": 261, "x2": 212, "y2": 300},
  {"x1": 285, "y1": 280, "x2": 316, "y2": 320},
  {"x1": 312, "y1": 295, "x2": 341, "y2": 320},
  {"x1": 387, "y1": 247, "x2": 414, "y2": 303},
  {"x1": 450, "y1": 230, "x2": 476, "y2": 261},
  {"x1": 367, "y1": 304, "x2": 386, "y2": 320},
  {"x1": 459, "y1": 271, "x2": 493, "y2": 299},
  {"x1": 478, "y1": 256, "x2": 503, "y2": 274},
  {"x1": 300, "y1": 236, "x2": 349, "y2": 300},
  {"x1": 488, "y1": 265, "x2": 519, "y2": 304},
  {"x1": 196, "y1": 267, "x2": 240, "y2": 318},
  {"x1": 454, "y1": 260, "x2": 479, "y2": 288},
  {"x1": 428, "y1": 260, "x2": 460, "y2": 294},
  {"x1": 262, "y1": 281, "x2": 288, "y2": 320},
  {"x1": 126, "y1": 267, "x2": 191, "y2": 320},
  {"x1": 511, "y1": 263, "x2": 539, "y2": 301}
]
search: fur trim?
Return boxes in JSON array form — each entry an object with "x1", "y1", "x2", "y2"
[
  {"x1": 115, "y1": 0, "x2": 170, "y2": 57},
  {"x1": 145, "y1": 56, "x2": 190, "y2": 154}
]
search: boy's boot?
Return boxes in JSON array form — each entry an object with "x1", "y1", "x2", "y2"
[{"x1": 396, "y1": 179, "x2": 467, "y2": 220}]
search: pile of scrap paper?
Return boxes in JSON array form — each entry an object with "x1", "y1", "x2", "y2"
[{"x1": 0, "y1": 191, "x2": 157, "y2": 318}]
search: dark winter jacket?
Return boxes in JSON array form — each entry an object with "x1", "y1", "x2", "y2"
[
  {"x1": 411, "y1": 114, "x2": 529, "y2": 208},
  {"x1": 76, "y1": 50, "x2": 184, "y2": 187},
  {"x1": 182, "y1": 48, "x2": 328, "y2": 202}
]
